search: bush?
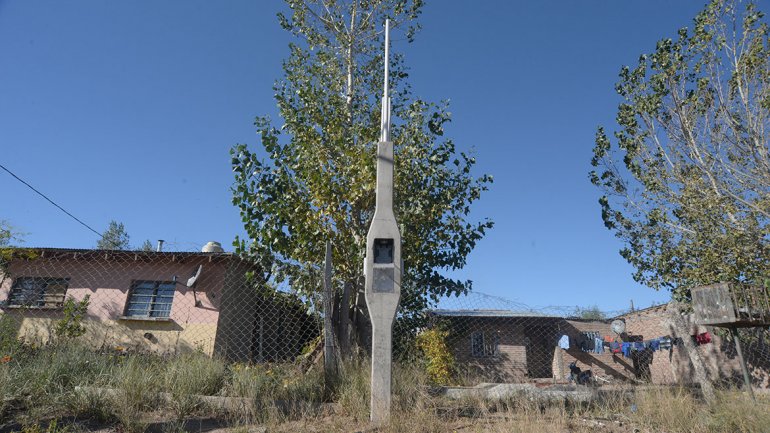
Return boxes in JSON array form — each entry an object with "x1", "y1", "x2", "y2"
[
  {"x1": 0, "y1": 313, "x2": 22, "y2": 358},
  {"x1": 53, "y1": 296, "x2": 90, "y2": 340},
  {"x1": 415, "y1": 328, "x2": 454, "y2": 385}
]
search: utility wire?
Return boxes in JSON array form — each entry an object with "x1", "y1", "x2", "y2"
[{"x1": 0, "y1": 162, "x2": 103, "y2": 238}]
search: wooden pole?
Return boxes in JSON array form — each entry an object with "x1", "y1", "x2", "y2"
[
  {"x1": 730, "y1": 327, "x2": 756, "y2": 401},
  {"x1": 323, "y1": 240, "x2": 338, "y2": 382}
]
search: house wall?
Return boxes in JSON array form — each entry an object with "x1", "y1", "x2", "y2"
[
  {"x1": 552, "y1": 319, "x2": 636, "y2": 382},
  {"x1": 618, "y1": 304, "x2": 770, "y2": 388},
  {"x1": 213, "y1": 260, "x2": 256, "y2": 362},
  {"x1": 446, "y1": 317, "x2": 570, "y2": 382},
  {"x1": 444, "y1": 312, "x2": 766, "y2": 386},
  {"x1": 0, "y1": 254, "x2": 226, "y2": 355}
]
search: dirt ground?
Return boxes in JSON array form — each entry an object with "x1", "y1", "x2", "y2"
[{"x1": 0, "y1": 414, "x2": 644, "y2": 433}]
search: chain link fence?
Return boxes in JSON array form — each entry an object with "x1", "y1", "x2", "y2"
[
  {"x1": 0, "y1": 248, "x2": 320, "y2": 363},
  {"x1": 410, "y1": 291, "x2": 770, "y2": 391},
  {"x1": 1, "y1": 247, "x2": 768, "y2": 394}
]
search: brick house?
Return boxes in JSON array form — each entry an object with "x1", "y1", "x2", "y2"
[
  {"x1": 616, "y1": 303, "x2": 770, "y2": 388},
  {"x1": 0, "y1": 247, "x2": 317, "y2": 362},
  {"x1": 431, "y1": 306, "x2": 769, "y2": 388},
  {"x1": 431, "y1": 309, "x2": 632, "y2": 383}
]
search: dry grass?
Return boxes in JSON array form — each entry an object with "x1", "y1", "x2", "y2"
[{"x1": 1, "y1": 344, "x2": 769, "y2": 433}]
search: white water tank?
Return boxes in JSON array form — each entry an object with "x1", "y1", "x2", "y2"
[{"x1": 201, "y1": 241, "x2": 224, "y2": 253}]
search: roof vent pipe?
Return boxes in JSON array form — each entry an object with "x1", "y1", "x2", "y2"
[
  {"x1": 201, "y1": 241, "x2": 224, "y2": 253},
  {"x1": 157, "y1": 240, "x2": 164, "y2": 252}
]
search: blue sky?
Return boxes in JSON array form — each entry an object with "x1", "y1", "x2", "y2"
[{"x1": 0, "y1": 1, "x2": 717, "y2": 311}]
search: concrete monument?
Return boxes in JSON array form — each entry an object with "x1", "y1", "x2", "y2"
[{"x1": 364, "y1": 18, "x2": 401, "y2": 424}]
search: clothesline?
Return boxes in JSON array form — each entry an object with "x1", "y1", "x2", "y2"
[{"x1": 558, "y1": 332, "x2": 712, "y2": 358}]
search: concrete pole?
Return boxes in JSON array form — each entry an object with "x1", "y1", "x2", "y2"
[{"x1": 364, "y1": 18, "x2": 401, "y2": 424}]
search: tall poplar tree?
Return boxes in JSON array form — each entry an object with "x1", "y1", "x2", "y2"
[
  {"x1": 231, "y1": 0, "x2": 493, "y2": 348},
  {"x1": 591, "y1": 0, "x2": 770, "y2": 301}
]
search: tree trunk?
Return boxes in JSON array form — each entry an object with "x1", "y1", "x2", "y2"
[{"x1": 665, "y1": 303, "x2": 715, "y2": 404}]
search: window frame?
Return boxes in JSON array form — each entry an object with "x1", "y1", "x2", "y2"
[
  {"x1": 470, "y1": 330, "x2": 500, "y2": 358},
  {"x1": 5, "y1": 276, "x2": 69, "y2": 309},
  {"x1": 124, "y1": 280, "x2": 176, "y2": 319}
]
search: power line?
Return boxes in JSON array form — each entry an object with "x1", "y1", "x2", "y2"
[{"x1": 0, "y1": 162, "x2": 103, "y2": 239}]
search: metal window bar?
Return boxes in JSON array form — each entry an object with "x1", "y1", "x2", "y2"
[
  {"x1": 125, "y1": 280, "x2": 175, "y2": 318},
  {"x1": 8, "y1": 277, "x2": 68, "y2": 308}
]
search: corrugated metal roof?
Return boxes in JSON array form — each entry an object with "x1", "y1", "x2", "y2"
[
  {"x1": 5, "y1": 247, "x2": 233, "y2": 256},
  {"x1": 430, "y1": 309, "x2": 559, "y2": 318}
]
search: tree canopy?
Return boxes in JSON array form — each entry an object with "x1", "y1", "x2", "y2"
[
  {"x1": 97, "y1": 220, "x2": 130, "y2": 250},
  {"x1": 231, "y1": 0, "x2": 493, "y2": 319},
  {"x1": 140, "y1": 240, "x2": 154, "y2": 252},
  {"x1": 0, "y1": 221, "x2": 15, "y2": 247},
  {"x1": 591, "y1": 0, "x2": 770, "y2": 301},
  {"x1": 0, "y1": 220, "x2": 23, "y2": 248}
]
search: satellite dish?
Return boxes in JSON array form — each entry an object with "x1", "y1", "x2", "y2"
[
  {"x1": 611, "y1": 319, "x2": 626, "y2": 335},
  {"x1": 187, "y1": 265, "x2": 203, "y2": 288}
]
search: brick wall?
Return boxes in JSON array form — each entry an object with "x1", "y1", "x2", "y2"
[
  {"x1": 618, "y1": 304, "x2": 770, "y2": 388},
  {"x1": 440, "y1": 307, "x2": 769, "y2": 387}
]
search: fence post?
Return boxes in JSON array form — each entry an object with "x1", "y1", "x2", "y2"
[
  {"x1": 730, "y1": 327, "x2": 756, "y2": 401},
  {"x1": 323, "y1": 240, "x2": 338, "y2": 382}
]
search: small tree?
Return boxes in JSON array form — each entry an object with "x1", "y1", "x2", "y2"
[
  {"x1": 53, "y1": 295, "x2": 90, "y2": 340},
  {"x1": 0, "y1": 220, "x2": 22, "y2": 247},
  {"x1": 140, "y1": 240, "x2": 154, "y2": 252},
  {"x1": 573, "y1": 305, "x2": 606, "y2": 321},
  {"x1": 97, "y1": 220, "x2": 130, "y2": 250},
  {"x1": 415, "y1": 327, "x2": 455, "y2": 385}
]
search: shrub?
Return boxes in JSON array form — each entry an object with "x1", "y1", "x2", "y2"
[
  {"x1": 53, "y1": 296, "x2": 90, "y2": 340},
  {"x1": 0, "y1": 313, "x2": 22, "y2": 358},
  {"x1": 415, "y1": 328, "x2": 454, "y2": 385}
]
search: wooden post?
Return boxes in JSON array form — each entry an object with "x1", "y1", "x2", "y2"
[
  {"x1": 730, "y1": 327, "x2": 756, "y2": 401},
  {"x1": 323, "y1": 240, "x2": 338, "y2": 382},
  {"x1": 339, "y1": 281, "x2": 351, "y2": 356}
]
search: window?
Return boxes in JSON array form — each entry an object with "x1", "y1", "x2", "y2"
[
  {"x1": 7, "y1": 277, "x2": 69, "y2": 308},
  {"x1": 471, "y1": 331, "x2": 499, "y2": 357},
  {"x1": 125, "y1": 280, "x2": 175, "y2": 318}
]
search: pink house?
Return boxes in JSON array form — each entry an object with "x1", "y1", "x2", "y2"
[{"x1": 0, "y1": 247, "x2": 314, "y2": 361}]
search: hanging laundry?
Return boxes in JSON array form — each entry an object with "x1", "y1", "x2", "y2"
[
  {"x1": 594, "y1": 336, "x2": 604, "y2": 354},
  {"x1": 658, "y1": 336, "x2": 672, "y2": 350},
  {"x1": 695, "y1": 332, "x2": 712, "y2": 345},
  {"x1": 633, "y1": 342, "x2": 645, "y2": 352},
  {"x1": 604, "y1": 335, "x2": 614, "y2": 343},
  {"x1": 577, "y1": 334, "x2": 589, "y2": 352},
  {"x1": 649, "y1": 339, "x2": 660, "y2": 352},
  {"x1": 621, "y1": 342, "x2": 632, "y2": 357},
  {"x1": 558, "y1": 334, "x2": 570, "y2": 349},
  {"x1": 610, "y1": 342, "x2": 621, "y2": 354}
]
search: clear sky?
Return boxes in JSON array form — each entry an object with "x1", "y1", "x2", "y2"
[{"x1": 0, "y1": 1, "x2": 720, "y2": 311}]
